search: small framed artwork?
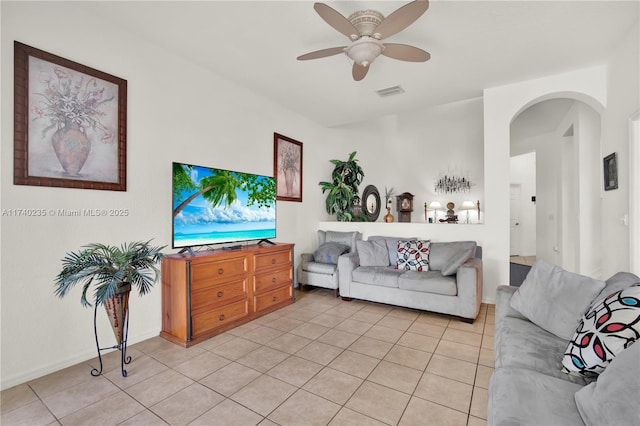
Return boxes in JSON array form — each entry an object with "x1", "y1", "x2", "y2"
[
  {"x1": 274, "y1": 133, "x2": 303, "y2": 202},
  {"x1": 14, "y1": 41, "x2": 127, "y2": 191},
  {"x1": 603, "y1": 152, "x2": 618, "y2": 191}
]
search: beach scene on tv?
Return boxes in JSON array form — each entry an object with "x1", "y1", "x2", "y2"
[{"x1": 172, "y1": 163, "x2": 277, "y2": 248}]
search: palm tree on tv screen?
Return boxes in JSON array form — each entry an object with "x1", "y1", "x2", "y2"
[{"x1": 172, "y1": 163, "x2": 275, "y2": 218}]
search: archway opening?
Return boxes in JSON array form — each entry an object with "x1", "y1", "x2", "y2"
[{"x1": 510, "y1": 97, "x2": 603, "y2": 280}]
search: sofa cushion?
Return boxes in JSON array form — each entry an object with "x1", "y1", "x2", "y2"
[
  {"x1": 369, "y1": 235, "x2": 416, "y2": 265},
  {"x1": 313, "y1": 242, "x2": 350, "y2": 265},
  {"x1": 398, "y1": 271, "x2": 457, "y2": 296},
  {"x1": 441, "y1": 247, "x2": 475, "y2": 276},
  {"x1": 494, "y1": 314, "x2": 592, "y2": 385},
  {"x1": 318, "y1": 230, "x2": 361, "y2": 253},
  {"x1": 488, "y1": 368, "x2": 585, "y2": 426},
  {"x1": 428, "y1": 241, "x2": 477, "y2": 271},
  {"x1": 594, "y1": 271, "x2": 640, "y2": 305},
  {"x1": 396, "y1": 240, "x2": 430, "y2": 271},
  {"x1": 574, "y1": 342, "x2": 640, "y2": 426},
  {"x1": 304, "y1": 262, "x2": 337, "y2": 275},
  {"x1": 510, "y1": 259, "x2": 605, "y2": 340},
  {"x1": 352, "y1": 266, "x2": 401, "y2": 288},
  {"x1": 562, "y1": 283, "x2": 640, "y2": 377},
  {"x1": 356, "y1": 240, "x2": 389, "y2": 267}
]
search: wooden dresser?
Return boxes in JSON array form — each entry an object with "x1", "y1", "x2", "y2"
[{"x1": 160, "y1": 243, "x2": 294, "y2": 347}]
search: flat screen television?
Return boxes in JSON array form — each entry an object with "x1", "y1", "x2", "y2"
[{"x1": 172, "y1": 162, "x2": 277, "y2": 250}]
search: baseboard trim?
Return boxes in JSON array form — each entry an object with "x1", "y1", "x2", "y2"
[{"x1": 1, "y1": 329, "x2": 160, "y2": 391}]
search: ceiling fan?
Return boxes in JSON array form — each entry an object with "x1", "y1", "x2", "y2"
[{"x1": 297, "y1": 0, "x2": 431, "y2": 81}]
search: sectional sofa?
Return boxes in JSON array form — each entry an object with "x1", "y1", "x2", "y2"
[{"x1": 489, "y1": 261, "x2": 640, "y2": 425}]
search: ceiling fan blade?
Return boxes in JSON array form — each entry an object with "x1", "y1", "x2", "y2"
[
  {"x1": 352, "y1": 63, "x2": 369, "y2": 81},
  {"x1": 297, "y1": 46, "x2": 347, "y2": 61},
  {"x1": 314, "y1": 2, "x2": 359, "y2": 40},
  {"x1": 374, "y1": 0, "x2": 429, "y2": 40},
  {"x1": 382, "y1": 43, "x2": 431, "y2": 62}
]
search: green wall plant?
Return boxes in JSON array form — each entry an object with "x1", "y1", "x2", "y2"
[{"x1": 319, "y1": 151, "x2": 365, "y2": 221}]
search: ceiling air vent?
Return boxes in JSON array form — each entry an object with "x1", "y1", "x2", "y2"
[{"x1": 375, "y1": 85, "x2": 405, "y2": 97}]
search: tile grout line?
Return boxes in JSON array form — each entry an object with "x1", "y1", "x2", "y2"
[{"x1": 6, "y1": 291, "x2": 494, "y2": 425}]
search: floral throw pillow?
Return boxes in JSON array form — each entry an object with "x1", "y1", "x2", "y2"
[
  {"x1": 396, "y1": 240, "x2": 430, "y2": 271},
  {"x1": 562, "y1": 283, "x2": 640, "y2": 377}
]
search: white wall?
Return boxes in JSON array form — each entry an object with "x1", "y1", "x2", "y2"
[
  {"x1": 329, "y1": 98, "x2": 485, "y2": 224},
  {"x1": 0, "y1": 1, "x2": 328, "y2": 389},
  {"x1": 601, "y1": 23, "x2": 640, "y2": 277},
  {"x1": 576, "y1": 104, "x2": 603, "y2": 278}
]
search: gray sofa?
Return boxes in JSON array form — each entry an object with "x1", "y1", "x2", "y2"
[
  {"x1": 338, "y1": 237, "x2": 483, "y2": 322},
  {"x1": 489, "y1": 264, "x2": 640, "y2": 426}
]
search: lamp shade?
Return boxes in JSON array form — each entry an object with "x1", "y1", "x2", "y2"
[
  {"x1": 428, "y1": 201, "x2": 443, "y2": 210},
  {"x1": 460, "y1": 200, "x2": 475, "y2": 210}
]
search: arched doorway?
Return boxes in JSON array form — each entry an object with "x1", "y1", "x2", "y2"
[{"x1": 510, "y1": 97, "x2": 603, "y2": 277}]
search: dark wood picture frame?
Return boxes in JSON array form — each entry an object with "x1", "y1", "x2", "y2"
[
  {"x1": 603, "y1": 152, "x2": 618, "y2": 191},
  {"x1": 274, "y1": 133, "x2": 303, "y2": 202},
  {"x1": 14, "y1": 41, "x2": 127, "y2": 191}
]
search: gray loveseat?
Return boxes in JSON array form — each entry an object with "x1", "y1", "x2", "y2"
[
  {"x1": 338, "y1": 237, "x2": 483, "y2": 322},
  {"x1": 489, "y1": 262, "x2": 640, "y2": 426}
]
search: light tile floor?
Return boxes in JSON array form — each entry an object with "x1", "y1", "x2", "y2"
[{"x1": 1, "y1": 289, "x2": 495, "y2": 426}]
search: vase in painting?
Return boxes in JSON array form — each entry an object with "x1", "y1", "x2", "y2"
[
  {"x1": 284, "y1": 168, "x2": 296, "y2": 195},
  {"x1": 51, "y1": 122, "x2": 91, "y2": 176}
]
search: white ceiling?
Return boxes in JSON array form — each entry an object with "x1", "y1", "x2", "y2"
[{"x1": 80, "y1": 1, "x2": 638, "y2": 127}]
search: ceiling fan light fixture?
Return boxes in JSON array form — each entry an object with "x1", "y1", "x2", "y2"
[
  {"x1": 347, "y1": 9, "x2": 384, "y2": 36},
  {"x1": 345, "y1": 37, "x2": 384, "y2": 67}
]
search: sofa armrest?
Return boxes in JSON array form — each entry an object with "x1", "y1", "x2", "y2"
[
  {"x1": 495, "y1": 285, "x2": 528, "y2": 323},
  {"x1": 338, "y1": 252, "x2": 360, "y2": 297},
  {"x1": 300, "y1": 252, "x2": 314, "y2": 270},
  {"x1": 457, "y1": 257, "x2": 483, "y2": 320}
]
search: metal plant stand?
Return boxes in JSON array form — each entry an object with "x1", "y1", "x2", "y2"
[{"x1": 91, "y1": 292, "x2": 131, "y2": 377}]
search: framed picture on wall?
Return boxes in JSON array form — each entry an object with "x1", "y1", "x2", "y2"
[
  {"x1": 603, "y1": 152, "x2": 618, "y2": 191},
  {"x1": 14, "y1": 41, "x2": 127, "y2": 191},
  {"x1": 274, "y1": 133, "x2": 303, "y2": 202}
]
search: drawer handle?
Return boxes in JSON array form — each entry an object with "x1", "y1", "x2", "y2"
[
  {"x1": 218, "y1": 268, "x2": 224, "y2": 275},
  {"x1": 271, "y1": 259, "x2": 276, "y2": 264},
  {"x1": 217, "y1": 291, "x2": 224, "y2": 298},
  {"x1": 272, "y1": 296, "x2": 277, "y2": 302},
  {"x1": 219, "y1": 314, "x2": 225, "y2": 321},
  {"x1": 271, "y1": 277, "x2": 276, "y2": 283}
]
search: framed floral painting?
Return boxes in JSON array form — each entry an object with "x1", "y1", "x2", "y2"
[
  {"x1": 14, "y1": 41, "x2": 127, "y2": 191},
  {"x1": 274, "y1": 133, "x2": 302, "y2": 202}
]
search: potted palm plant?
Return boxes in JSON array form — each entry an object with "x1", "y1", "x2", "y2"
[
  {"x1": 54, "y1": 240, "x2": 165, "y2": 345},
  {"x1": 319, "y1": 151, "x2": 365, "y2": 221}
]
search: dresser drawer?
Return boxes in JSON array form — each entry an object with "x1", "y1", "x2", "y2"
[
  {"x1": 191, "y1": 279, "x2": 247, "y2": 313},
  {"x1": 254, "y1": 285, "x2": 292, "y2": 312},
  {"x1": 254, "y1": 250, "x2": 291, "y2": 272},
  {"x1": 192, "y1": 300, "x2": 248, "y2": 337},
  {"x1": 253, "y1": 268, "x2": 292, "y2": 294},
  {"x1": 190, "y1": 257, "x2": 247, "y2": 290}
]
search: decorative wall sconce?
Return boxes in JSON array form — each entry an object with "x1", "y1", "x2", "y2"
[{"x1": 434, "y1": 174, "x2": 472, "y2": 194}]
